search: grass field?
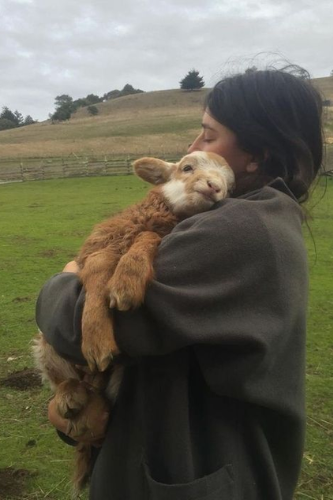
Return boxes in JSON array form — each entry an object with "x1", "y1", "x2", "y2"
[{"x1": 0, "y1": 174, "x2": 332, "y2": 499}]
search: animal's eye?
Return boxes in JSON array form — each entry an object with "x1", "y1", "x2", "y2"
[{"x1": 183, "y1": 165, "x2": 193, "y2": 172}]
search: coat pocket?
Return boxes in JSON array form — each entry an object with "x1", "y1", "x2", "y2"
[{"x1": 143, "y1": 462, "x2": 234, "y2": 500}]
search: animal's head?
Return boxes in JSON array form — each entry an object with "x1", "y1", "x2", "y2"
[{"x1": 133, "y1": 152, "x2": 235, "y2": 217}]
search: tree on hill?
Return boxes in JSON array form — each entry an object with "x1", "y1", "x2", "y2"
[
  {"x1": 14, "y1": 110, "x2": 24, "y2": 126},
  {"x1": 24, "y1": 115, "x2": 36, "y2": 125},
  {"x1": 52, "y1": 106, "x2": 72, "y2": 121},
  {"x1": 103, "y1": 89, "x2": 122, "y2": 100},
  {"x1": 50, "y1": 85, "x2": 144, "y2": 121},
  {"x1": 0, "y1": 118, "x2": 17, "y2": 131},
  {"x1": 54, "y1": 94, "x2": 74, "y2": 108},
  {"x1": 86, "y1": 94, "x2": 103, "y2": 105},
  {"x1": 180, "y1": 70, "x2": 205, "y2": 91},
  {"x1": 73, "y1": 97, "x2": 88, "y2": 109},
  {"x1": 121, "y1": 84, "x2": 144, "y2": 96},
  {"x1": 51, "y1": 94, "x2": 76, "y2": 122},
  {"x1": 73, "y1": 94, "x2": 103, "y2": 109},
  {"x1": 0, "y1": 106, "x2": 36, "y2": 130},
  {"x1": 1, "y1": 107, "x2": 19, "y2": 126},
  {"x1": 103, "y1": 84, "x2": 144, "y2": 101},
  {"x1": 51, "y1": 93, "x2": 105, "y2": 120}
]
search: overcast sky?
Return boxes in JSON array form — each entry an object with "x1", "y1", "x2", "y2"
[{"x1": 0, "y1": 0, "x2": 332, "y2": 121}]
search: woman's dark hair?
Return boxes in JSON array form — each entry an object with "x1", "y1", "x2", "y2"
[{"x1": 205, "y1": 66, "x2": 323, "y2": 201}]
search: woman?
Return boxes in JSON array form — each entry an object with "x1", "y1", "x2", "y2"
[{"x1": 36, "y1": 66, "x2": 323, "y2": 499}]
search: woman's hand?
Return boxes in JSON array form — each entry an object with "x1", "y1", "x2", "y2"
[{"x1": 62, "y1": 261, "x2": 80, "y2": 273}]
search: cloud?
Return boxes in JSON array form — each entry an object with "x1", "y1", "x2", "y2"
[{"x1": 0, "y1": 0, "x2": 331, "y2": 120}]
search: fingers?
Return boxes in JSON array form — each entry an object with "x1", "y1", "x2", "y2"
[{"x1": 62, "y1": 260, "x2": 80, "y2": 273}]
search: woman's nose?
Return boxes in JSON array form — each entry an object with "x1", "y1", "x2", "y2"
[{"x1": 187, "y1": 138, "x2": 199, "y2": 154}]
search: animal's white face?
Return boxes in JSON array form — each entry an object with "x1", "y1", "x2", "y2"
[
  {"x1": 133, "y1": 151, "x2": 235, "y2": 218},
  {"x1": 162, "y1": 152, "x2": 235, "y2": 217}
]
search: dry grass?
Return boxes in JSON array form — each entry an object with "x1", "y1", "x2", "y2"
[
  {"x1": 312, "y1": 76, "x2": 333, "y2": 101},
  {"x1": 0, "y1": 133, "x2": 194, "y2": 159},
  {"x1": 0, "y1": 89, "x2": 207, "y2": 159},
  {"x1": 0, "y1": 80, "x2": 332, "y2": 161}
]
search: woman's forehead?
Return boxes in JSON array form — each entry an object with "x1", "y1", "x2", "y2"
[{"x1": 202, "y1": 111, "x2": 221, "y2": 131}]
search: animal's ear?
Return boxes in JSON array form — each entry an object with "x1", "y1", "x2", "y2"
[{"x1": 133, "y1": 158, "x2": 175, "y2": 185}]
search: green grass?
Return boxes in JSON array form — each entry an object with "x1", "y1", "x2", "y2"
[
  {"x1": 0, "y1": 176, "x2": 332, "y2": 499},
  {"x1": 297, "y1": 179, "x2": 333, "y2": 499},
  {"x1": 0, "y1": 175, "x2": 149, "y2": 499}
]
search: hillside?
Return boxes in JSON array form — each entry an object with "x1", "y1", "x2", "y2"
[
  {"x1": 0, "y1": 89, "x2": 209, "y2": 159},
  {"x1": 0, "y1": 77, "x2": 332, "y2": 160},
  {"x1": 312, "y1": 76, "x2": 333, "y2": 101}
]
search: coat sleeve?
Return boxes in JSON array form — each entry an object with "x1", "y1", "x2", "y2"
[{"x1": 36, "y1": 272, "x2": 87, "y2": 365}]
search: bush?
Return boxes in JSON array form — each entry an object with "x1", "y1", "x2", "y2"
[{"x1": 87, "y1": 105, "x2": 99, "y2": 116}]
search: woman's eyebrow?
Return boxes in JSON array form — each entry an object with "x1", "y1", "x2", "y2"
[{"x1": 201, "y1": 123, "x2": 216, "y2": 132}]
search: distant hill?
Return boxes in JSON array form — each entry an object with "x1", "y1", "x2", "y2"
[
  {"x1": 72, "y1": 88, "x2": 209, "y2": 120},
  {"x1": 0, "y1": 89, "x2": 209, "y2": 159},
  {"x1": 0, "y1": 77, "x2": 332, "y2": 160},
  {"x1": 312, "y1": 76, "x2": 333, "y2": 101}
]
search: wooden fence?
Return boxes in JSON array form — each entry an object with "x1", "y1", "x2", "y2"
[
  {"x1": 0, "y1": 154, "x2": 182, "y2": 184},
  {"x1": 0, "y1": 150, "x2": 332, "y2": 184}
]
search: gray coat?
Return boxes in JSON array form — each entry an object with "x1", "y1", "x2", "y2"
[{"x1": 36, "y1": 179, "x2": 308, "y2": 500}]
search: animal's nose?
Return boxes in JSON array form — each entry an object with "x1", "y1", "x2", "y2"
[{"x1": 207, "y1": 180, "x2": 221, "y2": 193}]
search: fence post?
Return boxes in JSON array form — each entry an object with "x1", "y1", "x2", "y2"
[
  {"x1": 40, "y1": 160, "x2": 45, "y2": 180},
  {"x1": 104, "y1": 155, "x2": 107, "y2": 175},
  {"x1": 127, "y1": 156, "x2": 131, "y2": 175}
]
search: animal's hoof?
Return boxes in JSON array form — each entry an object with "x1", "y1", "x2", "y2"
[
  {"x1": 84, "y1": 350, "x2": 113, "y2": 373},
  {"x1": 55, "y1": 380, "x2": 89, "y2": 420},
  {"x1": 109, "y1": 293, "x2": 117, "y2": 309},
  {"x1": 109, "y1": 291, "x2": 132, "y2": 311},
  {"x1": 63, "y1": 406, "x2": 80, "y2": 419}
]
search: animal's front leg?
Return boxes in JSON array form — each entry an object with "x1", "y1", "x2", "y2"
[
  {"x1": 79, "y1": 250, "x2": 120, "y2": 372},
  {"x1": 108, "y1": 231, "x2": 162, "y2": 311},
  {"x1": 81, "y1": 295, "x2": 119, "y2": 371}
]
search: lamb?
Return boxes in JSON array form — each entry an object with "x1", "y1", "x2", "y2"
[{"x1": 33, "y1": 151, "x2": 235, "y2": 492}]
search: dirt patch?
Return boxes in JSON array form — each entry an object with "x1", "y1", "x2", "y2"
[
  {"x1": 0, "y1": 368, "x2": 42, "y2": 391},
  {"x1": 38, "y1": 249, "x2": 60, "y2": 258},
  {"x1": 12, "y1": 296, "x2": 31, "y2": 303},
  {"x1": 28, "y1": 203, "x2": 42, "y2": 208},
  {"x1": 0, "y1": 467, "x2": 37, "y2": 499}
]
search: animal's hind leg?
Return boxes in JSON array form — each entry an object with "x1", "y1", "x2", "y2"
[
  {"x1": 33, "y1": 332, "x2": 80, "y2": 390},
  {"x1": 108, "y1": 231, "x2": 162, "y2": 311},
  {"x1": 33, "y1": 333, "x2": 90, "y2": 427}
]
